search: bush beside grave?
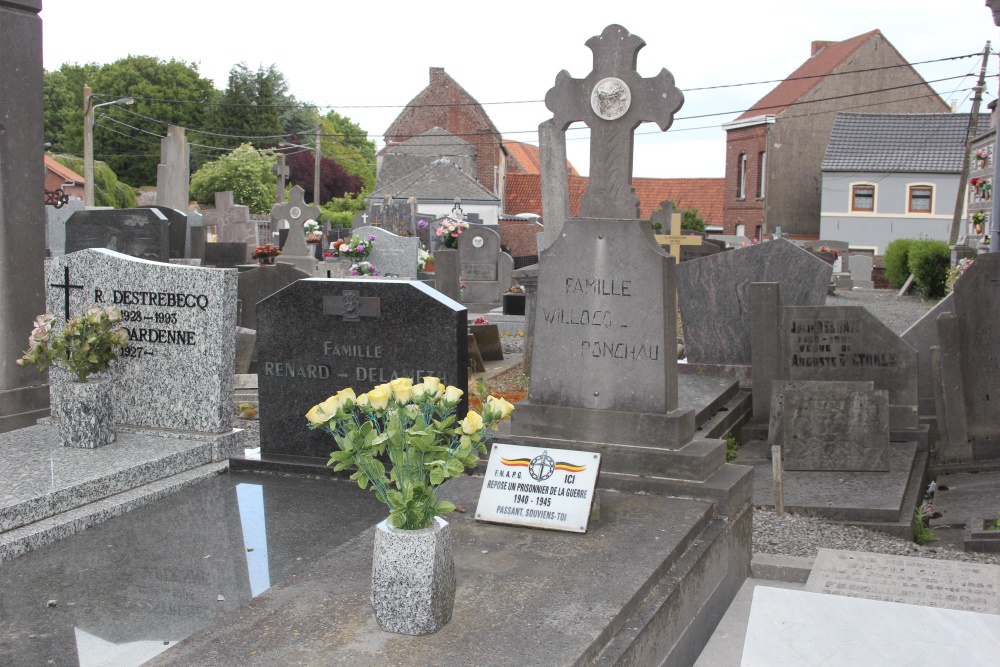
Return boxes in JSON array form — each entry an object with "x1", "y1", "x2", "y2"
[
  {"x1": 908, "y1": 239, "x2": 950, "y2": 299},
  {"x1": 883, "y1": 238, "x2": 916, "y2": 288}
]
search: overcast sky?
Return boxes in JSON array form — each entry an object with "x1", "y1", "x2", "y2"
[{"x1": 40, "y1": 0, "x2": 1000, "y2": 179}]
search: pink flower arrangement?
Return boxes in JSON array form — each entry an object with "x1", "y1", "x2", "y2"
[{"x1": 436, "y1": 215, "x2": 469, "y2": 249}]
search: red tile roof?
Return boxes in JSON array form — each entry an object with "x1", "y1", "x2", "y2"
[
  {"x1": 737, "y1": 30, "x2": 880, "y2": 121},
  {"x1": 504, "y1": 140, "x2": 580, "y2": 176},
  {"x1": 504, "y1": 173, "x2": 724, "y2": 227},
  {"x1": 44, "y1": 154, "x2": 84, "y2": 184}
]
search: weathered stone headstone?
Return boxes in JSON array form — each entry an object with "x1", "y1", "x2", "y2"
[
  {"x1": 850, "y1": 254, "x2": 874, "y2": 289},
  {"x1": 65, "y1": 208, "x2": 171, "y2": 262},
  {"x1": 270, "y1": 185, "x2": 321, "y2": 273},
  {"x1": 0, "y1": 0, "x2": 48, "y2": 433},
  {"x1": 138, "y1": 205, "x2": 188, "y2": 259},
  {"x1": 781, "y1": 383, "x2": 890, "y2": 471},
  {"x1": 236, "y1": 263, "x2": 310, "y2": 330},
  {"x1": 204, "y1": 242, "x2": 249, "y2": 268},
  {"x1": 155, "y1": 125, "x2": 189, "y2": 212},
  {"x1": 677, "y1": 239, "x2": 832, "y2": 366},
  {"x1": 806, "y1": 549, "x2": 1000, "y2": 614},
  {"x1": 458, "y1": 226, "x2": 513, "y2": 306},
  {"x1": 204, "y1": 192, "x2": 256, "y2": 251},
  {"x1": 46, "y1": 249, "x2": 237, "y2": 432},
  {"x1": 45, "y1": 197, "x2": 84, "y2": 257},
  {"x1": 901, "y1": 293, "x2": 954, "y2": 417},
  {"x1": 356, "y1": 200, "x2": 415, "y2": 237},
  {"x1": 767, "y1": 380, "x2": 873, "y2": 450},
  {"x1": 256, "y1": 279, "x2": 467, "y2": 460},
  {"x1": 802, "y1": 240, "x2": 850, "y2": 271},
  {"x1": 353, "y1": 226, "x2": 419, "y2": 279}
]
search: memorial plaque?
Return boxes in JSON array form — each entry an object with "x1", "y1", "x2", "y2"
[
  {"x1": 256, "y1": 279, "x2": 467, "y2": 460},
  {"x1": 476, "y1": 443, "x2": 600, "y2": 533},
  {"x1": 462, "y1": 263, "x2": 497, "y2": 281},
  {"x1": 46, "y1": 249, "x2": 237, "y2": 433},
  {"x1": 805, "y1": 549, "x2": 1000, "y2": 614}
]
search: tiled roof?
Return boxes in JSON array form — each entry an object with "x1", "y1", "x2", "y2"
[
  {"x1": 821, "y1": 112, "x2": 992, "y2": 173},
  {"x1": 504, "y1": 140, "x2": 580, "y2": 176},
  {"x1": 370, "y1": 157, "x2": 498, "y2": 201},
  {"x1": 737, "y1": 30, "x2": 880, "y2": 121},
  {"x1": 376, "y1": 128, "x2": 477, "y2": 194},
  {"x1": 504, "y1": 173, "x2": 724, "y2": 226},
  {"x1": 44, "y1": 154, "x2": 84, "y2": 184}
]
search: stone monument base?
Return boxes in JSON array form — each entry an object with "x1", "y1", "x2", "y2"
[
  {"x1": 0, "y1": 384, "x2": 50, "y2": 434},
  {"x1": 143, "y1": 474, "x2": 752, "y2": 667},
  {"x1": 510, "y1": 401, "x2": 696, "y2": 449}
]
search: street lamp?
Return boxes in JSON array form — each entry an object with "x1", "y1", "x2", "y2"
[
  {"x1": 82, "y1": 85, "x2": 134, "y2": 206},
  {"x1": 278, "y1": 127, "x2": 322, "y2": 206}
]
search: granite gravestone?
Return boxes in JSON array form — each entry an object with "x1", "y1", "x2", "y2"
[
  {"x1": 185, "y1": 210, "x2": 204, "y2": 261},
  {"x1": 236, "y1": 263, "x2": 311, "y2": 330},
  {"x1": 204, "y1": 242, "x2": 249, "y2": 268},
  {"x1": 45, "y1": 198, "x2": 84, "y2": 257},
  {"x1": 511, "y1": 24, "x2": 691, "y2": 448},
  {"x1": 353, "y1": 225, "x2": 419, "y2": 279},
  {"x1": 46, "y1": 249, "x2": 237, "y2": 432},
  {"x1": 270, "y1": 185, "x2": 321, "y2": 274},
  {"x1": 781, "y1": 383, "x2": 890, "y2": 471},
  {"x1": 676, "y1": 239, "x2": 831, "y2": 366},
  {"x1": 935, "y1": 253, "x2": 1000, "y2": 461},
  {"x1": 458, "y1": 226, "x2": 513, "y2": 306},
  {"x1": 65, "y1": 208, "x2": 171, "y2": 262},
  {"x1": 256, "y1": 279, "x2": 467, "y2": 460},
  {"x1": 138, "y1": 205, "x2": 188, "y2": 259}
]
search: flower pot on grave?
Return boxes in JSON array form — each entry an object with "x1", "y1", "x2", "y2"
[
  {"x1": 57, "y1": 375, "x2": 115, "y2": 448},
  {"x1": 257, "y1": 256, "x2": 276, "y2": 266},
  {"x1": 370, "y1": 516, "x2": 455, "y2": 635},
  {"x1": 423, "y1": 261, "x2": 435, "y2": 273},
  {"x1": 503, "y1": 293, "x2": 526, "y2": 316}
]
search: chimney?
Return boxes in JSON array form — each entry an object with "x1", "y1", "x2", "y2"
[
  {"x1": 811, "y1": 40, "x2": 834, "y2": 56},
  {"x1": 430, "y1": 67, "x2": 445, "y2": 84}
]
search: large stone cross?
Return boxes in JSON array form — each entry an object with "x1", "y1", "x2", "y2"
[
  {"x1": 271, "y1": 185, "x2": 322, "y2": 258},
  {"x1": 545, "y1": 24, "x2": 684, "y2": 219}
]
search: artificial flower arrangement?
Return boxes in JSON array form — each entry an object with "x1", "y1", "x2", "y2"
[
  {"x1": 507, "y1": 284, "x2": 524, "y2": 294},
  {"x1": 251, "y1": 244, "x2": 282, "y2": 260},
  {"x1": 306, "y1": 377, "x2": 514, "y2": 529},
  {"x1": 17, "y1": 307, "x2": 130, "y2": 383},
  {"x1": 472, "y1": 316, "x2": 489, "y2": 325},
  {"x1": 816, "y1": 245, "x2": 840, "y2": 258},
  {"x1": 418, "y1": 247, "x2": 433, "y2": 271},
  {"x1": 974, "y1": 148, "x2": 989, "y2": 162},
  {"x1": 947, "y1": 257, "x2": 975, "y2": 293},
  {"x1": 332, "y1": 233, "x2": 376, "y2": 260},
  {"x1": 436, "y1": 215, "x2": 469, "y2": 249},
  {"x1": 304, "y1": 221, "x2": 323, "y2": 243},
  {"x1": 351, "y1": 261, "x2": 380, "y2": 277}
]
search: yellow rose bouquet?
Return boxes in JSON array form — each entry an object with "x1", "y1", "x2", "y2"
[{"x1": 306, "y1": 377, "x2": 514, "y2": 530}]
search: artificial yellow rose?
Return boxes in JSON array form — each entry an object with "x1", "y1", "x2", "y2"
[
  {"x1": 460, "y1": 410, "x2": 484, "y2": 434},
  {"x1": 487, "y1": 395, "x2": 515, "y2": 420},
  {"x1": 356, "y1": 393, "x2": 370, "y2": 408},
  {"x1": 318, "y1": 395, "x2": 341, "y2": 418},
  {"x1": 411, "y1": 383, "x2": 427, "y2": 401},
  {"x1": 389, "y1": 377, "x2": 413, "y2": 403},
  {"x1": 305, "y1": 405, "x2": 327, "y2": 424},
  {"x1": 336, "y1": 387, "x2": 356, "y2": 408},
  {"x1": 443, "y1": 385, "x2": 464, "y2": 404},
  {"x1": 367, "y1": 385, "x2": 391, "y2": 411},
  {"x1": 423, "y1": 376, "x2": 442, "y2": 395}
]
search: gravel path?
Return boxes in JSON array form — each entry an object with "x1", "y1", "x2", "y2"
[{"x1": 824, "y1": 288, "x2": 935, "y2": 335}]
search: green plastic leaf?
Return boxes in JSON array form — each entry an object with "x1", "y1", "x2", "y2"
[{"x1": 435, "y1": 500, "x2": 456, "y2": 515}]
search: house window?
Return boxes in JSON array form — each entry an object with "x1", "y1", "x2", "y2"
[
  {"x1": 852, "y1": 184, "x2": 875, "y2": 212},
  {"x1": 757, "y1": 152, "x2": 766, "y2": 198},
  {"x1": 908, "y1": 185, "x2": 933, "y2": 214},
  {"x1": 737, "y1": 153, "x2": 747, "y2": 199}
]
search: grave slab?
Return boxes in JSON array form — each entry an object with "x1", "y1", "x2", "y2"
[
  {"x1": 805, "y1": 548, "x2": 1000, "y2": 614},
  {"x1": 742, "y1": 585, "x2": 1000, "y2": 666},
  {"x1": 46, "y1": 249, "x2": 237, "y2": 433},
  {"x1": 677, "y1": 240, "x2": 831, "y2": 366}
]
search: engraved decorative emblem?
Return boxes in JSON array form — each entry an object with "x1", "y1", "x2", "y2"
[
  {"x1": 323, "y1": 291, "x2": 381, "y2": 321},
  {"x1": 289, "y1": 206, "x2": 301, "y2": 220},
  {"x1": 590, "y1": 77, "x2": 631, "y2": 120},
  {"x1": 472, "y1": 236, "x2": 485, "y2": 248}
]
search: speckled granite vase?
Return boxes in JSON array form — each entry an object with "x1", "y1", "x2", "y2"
[
  {"x1": 371, "y1": 516, "x2": 455, "y2": 635},
  {"x1": 57, "y1": 376, "x2": 116, "y2": 448}
]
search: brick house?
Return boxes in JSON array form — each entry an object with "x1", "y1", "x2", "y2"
[
  {"x1": 44, "y1": 155, "x2": 84, "y2": 200},
  {"x1": 382, "y1": 68, "x2": 506, "y2": 200},
  {"x1": 721, "y1": 30, "x2": 949, "y2": 240}
]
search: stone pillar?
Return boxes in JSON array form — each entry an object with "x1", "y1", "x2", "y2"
[
  {"x1": 750, "y1": 282, "x2": 780, "y2": 423},
  {"x1": 0, "y1": 0, "x2": 48, "y2": 433},
  {"x1": 935, "y1": 312, "x2": 971, "y2": 462},
  {"x1": 512, "y1": 265, "x2": 538, "y2": 376},
  {"x1": 155, "y1": 125, "x2": 190, "y2": 211},
  {"x1": 539, "y1": 119, "x2": 569, "y2": 251}
]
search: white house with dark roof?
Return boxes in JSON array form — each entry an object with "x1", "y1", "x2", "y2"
[{"x1": 819, "y1": 112, "x2": 990, "y2": 253}]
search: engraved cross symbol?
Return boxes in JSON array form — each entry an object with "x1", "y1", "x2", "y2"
[
  {"x1": 545, "y1": 24, "x2": 684, "y2": 219},
  {"x1": 323, "y1": 291, "x2": 380, "y2": 322},
  {"x1": 49, "y1": 266, "x2": 83, "y2": 321}
]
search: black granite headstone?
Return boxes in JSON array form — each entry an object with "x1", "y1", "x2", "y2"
[
  {"x1": 237, "y1": 263, "x2": 311, "y2": 329},
  {"x1": 204, "y1": 242, "x2": 248, "y2": 268},
  {"x1": 257, "y1": 279, "x2": 468, "y2": 460},
  {"x1": 65, "y1": 208, "x2": 170, "y2": 262},
  {"x1": 139, "y1": 205, "x2": 188, "y2": 259}
]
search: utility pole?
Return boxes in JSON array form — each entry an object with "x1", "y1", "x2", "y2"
[
  {"x1": 313, "y1": 126, "x2": 322, "y2": 207},
  {"x1": 950, "y1": 42, "x2": 990, "y2": 246},
  {"x1": 273, "y1": 153, "x2": 289, "y2": 204},
  {"x1": 83, "y1": 85, "x2": 94, "y2": 206}
]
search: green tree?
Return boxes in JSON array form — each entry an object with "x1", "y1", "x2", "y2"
[
  {"x1": 189, "y1": 143, "x2": 276, "y2": 214},
  {"x1": 682, "y1": 208, "x2": 706, "y2": 233},
  {"x1": 43, "y1": 62, "x2": 102, "y2": 155},
  {"x1": 211, "y1": 63, "x2": 286, "y2": 139},
  {"x1": 87, "y1": 56, "x2": 215, "y2": 186},
  {"x1": 50, "y1": 153, "x2": 137, "y2": 208},
  {"x1": 321, "y1": 111, "x2": 377, "y2": 191}
]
